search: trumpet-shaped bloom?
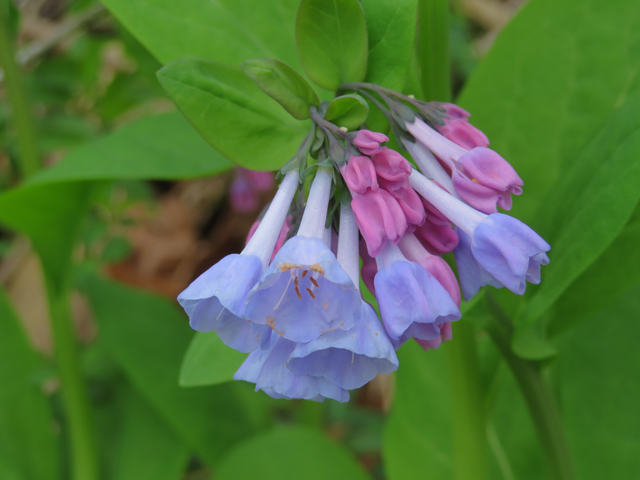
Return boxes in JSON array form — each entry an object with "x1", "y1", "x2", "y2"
[
  {"x1": 409, "y1": 169, "x2": 550, "y2": 298},
  {"x1": 454, "y1": 228, "x2": 504, "y2": 301},
  {"x1": 406, "y1": 118, "x2": 523, "y2": 214},
  {"x1": 178, "y1": 170, "x2": 298, "y2": 352},
  {"x1": 374, "y1": 242, "x2": 460, "y2": 345},
  {"x1": 415, "y1": 322, "x2": 453, "y2": 352},
  {"x1": 245, "y1": 168, "x2": 361, "y2": 343},
  {"x1": 234, "y1": 331, "x2": 349, "y2": 402},
  {"x1": 289, "y1": 301, "x2": 398, "y2": 389},
  {"x1": 246, "y1": 216, "x2": 292, "y2": 263}
]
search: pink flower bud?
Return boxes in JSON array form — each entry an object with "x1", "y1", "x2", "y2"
[
  {"x1": 415, "y1": 322, "x2": 453, "y2": 351},
  {"x1": 371, "y1": 148, "x2": 412, "y2": 189},
  {"x1": 352, "y1": 189, "x2": 408, "y2": 257},
  {"x1": 354, "y1": 130, "x2": 389, "y2": 156},
  {"x1": 341, "y1": 155, "x2": 379, "y2": 194},
  {"x1": 436, "y1": 103, "x2": 489, "y2": 150}
]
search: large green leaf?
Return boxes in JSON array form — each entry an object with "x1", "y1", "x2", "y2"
[
  {"x1": 242, "y1": 59, "x2": 319, "y2": 120},
  {"x1": 108, "y1": 386, "x2": 190, "y2": 480},
  {"x1": 179, "y1": 332, "x2": 247, "y2": 387},
  {"x1": 215, "y1": 426, "x2": 371, "y2": 480},
  {"x1": 101, "y1": 0, "x2": 302, "y2": 69},
  {"x1": 158, "y1": 59, "x2": 308, "y2": 171},
  {"x1": 383, "y1": 341, "x2": 453, "y2": 479},
  {"x1": 30, "y1": 112, "x2": 232, "y2": 184},
  {"x1": 459, "y1": 0, "x2": 640, "y2": 225},
  {"x1": 513, "y1": 96, "x2": 640, "y2": 356},
  {"x1": 556, "y1": 285, "x2": 640, "y2": 479},
  {"x1": 0, "y1": 288, "x2": 59, "y2": 480},
  {"x1": 548, "y1": 206, "x2": 640, "y2": 338},
  {"x1": 360, "y1": 0, "x2": 418, "y2": 91},
  {"x1": 295, "y1": 0, "x2": 368, "y2": 91},
  {"x1": 80, "y1": 273, "x2": 265, "y2": 467}
]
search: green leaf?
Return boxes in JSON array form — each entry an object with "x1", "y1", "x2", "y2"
[
  {"x1": 107, "y1": 385, "x2": 190, "y2": 480},
  {"x1": 513, "y1": 96, "x2": 640, "y2": 357},
  {"x1": 30, "y1": 112, "x2": 233, "y2": 184},
  {"x1": 0, "y1": 288, "x2": 59, "y2": 480},
  {"x1": 179, "y1": 332, "x2": 247, "y2": 387},
  {"x1": 556, "y1": 285, "x2": 640, "y2": 479},
  {"x1": 242, "y1": 59, "x2": 319, "y2": 120},
  {"x1": 324, "y1": 94, "x2": 369, "y2": 131},
  {"x1": 80, "y1": 273, "x2": 263, "y2": 467},
  {"x1": 101, "y1": 0, "x2": 302, "y2": 69},
  {"x1": 360, "y1": 0, "x2": 419, "y2": 91},
  {"x1": 295, "y1": 0, "x2": 368, "y2": 91},
  {"x1": 459, "y1": 0, "x2": 640, "y2": 225},
  {"x1": 549, "y1": 206, "x2": 640, "y2": 337},
  {"x1": 215, "y1": 426, "x2": 371, "y2": 480},
  {"x1": 383, "y1": 342, "x2": 453, "y2": 479},
  {"x1": 158, "y1": 58, "x2": 308, "y2": 171}
]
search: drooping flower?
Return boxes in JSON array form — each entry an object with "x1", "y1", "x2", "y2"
[
  {"x1": 415, "y1": 322, "x2": 453, "y2": 352},
  {"x1": 178, "y1": 170, "x2": 298, "y2": 352},
  {"x1": 234, "y1": 330, "x2": 349, "y2": 402},
  {"x1": 229, "y1": 167, "x2": 275, "y2": 212},
  {"x1": 409, "y1": 168, "x2": 550, "y2": 299},
  {"x1": 288, "y1": 203, "x2": 398, "y2": 389},
  {"x1": 405, "y1": 117, "x2": 523, "y2": 214},
  {"x1": 374, "y1": 241, "x2": 461, "y2": 348},
  {"x1": 434, "y1": 103, "x2": 489, "y2": 150},
  {"x1": 244, "y1": 167, "x2": 361, "y2": 343},
  {"x1": 246, "y1": 216, "x2": 292, "y2": 263}
]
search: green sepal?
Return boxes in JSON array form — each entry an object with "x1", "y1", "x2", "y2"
[
  {"x1": 241, "y1": 58, "x2": 319, "y2": 120},
  {"x1": 324, "y1": 94, "x2": 369, "y2": 131}
]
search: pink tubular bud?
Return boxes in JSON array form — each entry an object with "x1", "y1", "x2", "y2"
[
  {"x1": 342, "y1": 155, "x2": 379, "y2": 194},
  {"x1": 371, "y1": 148, "x2": 412, "y2": 190},
  {"x1": 436, "y1": 103, "x2": 489, "y2": 150},
  {"x1": 352, "y1": 189, "x2": 408, "y2": 257},
  {"x1": 354, "y1": 130, "x2": 389, "y2": 156}
]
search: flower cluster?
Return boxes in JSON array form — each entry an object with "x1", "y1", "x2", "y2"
[{"x1": 178, "y1": 90, "x2": 550, "y2": 402}]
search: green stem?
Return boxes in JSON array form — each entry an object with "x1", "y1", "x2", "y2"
[
  {"x1": 46, "y1": 280, "x2": 98, "y2": 480},
  {"x1": 416, "y1": 0, "x2": 452, "y2": 101},
  {"x1": 0, "y1": 7, "x2": 40, "y2": 178},
  {"x1": 484, "y1": 295, "x2": 576, "y2": 480},
  {"x1": 447, "y1": 321, "x2": 488, "y2": 480}
]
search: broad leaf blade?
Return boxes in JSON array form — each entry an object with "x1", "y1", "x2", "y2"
[
  {"x1": 179, "y1": 332, "x2": 247, "y2": 387},
  {"x1": 0, "y1": 288, "x2": 59, "y2": 480},
  {"x1": 242, "y1": 59, "x2": 319, "y2": 120},
  {"x1": 80, "y1": 273, "x2": 261, "y2": 466},
  {"x1": 215, "y1": 427, "x2": 371, "y2": 480},
  {"x1": 295, "y1": 0, "x2": 368, "y2": 91},
  {"x1": 158, "y1": 58, "x2": 308, "y2": 171},
  {"x1": 360, "y1": 0, "x2": 418, "y2": 91}
]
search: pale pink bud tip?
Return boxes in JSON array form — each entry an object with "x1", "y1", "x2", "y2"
[{"x1": 354, "y1": 130, "x2": 389, "y2": 156}]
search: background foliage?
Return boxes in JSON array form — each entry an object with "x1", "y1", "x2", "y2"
[{"x1": 0, "y1": 0, "x2": 638, "y2": 479}]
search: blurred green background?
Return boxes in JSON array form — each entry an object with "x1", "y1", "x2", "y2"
[{"x1": 1, "y1": 0, "x2": 639, "y2": 479}]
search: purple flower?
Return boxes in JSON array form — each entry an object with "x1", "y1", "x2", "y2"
[
  {"x1": 244, "y1": 168, "x2": 361, "y2": 343},
  {"x1": 288, "y1": 203, "x2": 398, "y2": 389},
  {"x1": 374, "y1": 242, "x2": 461, "y2": 347},
  {"x1": 409, "y1": 169, "x2": 550, "y2": 298},
  {"x1": 454, "y1": 228, "x2": 504, "y2": 301},
  {"x1": 234, "y1": 331, "x2": 349, "y2": 402},
  {"x1": 178, "y1": 170, "x2": 299, "y2": 352},
  {"x1": 405, "y1": 118, "x2": 523, "y2": 214}
]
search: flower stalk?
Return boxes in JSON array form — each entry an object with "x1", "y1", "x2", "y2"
[
  {"x1": 0, "y1": 8, "x2": 40, "y2": 178},
  {"x1": 484, "y1": 294, "x2": 576, "y2": 480}
]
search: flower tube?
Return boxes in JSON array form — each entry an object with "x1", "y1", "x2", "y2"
[
  {"x1": 288, "y1": 204, "x2": 399, "y2": 390},
  {"x1": 177, "y1": 170, "x2": 298, "y2": 352},
  {"x1": 409, "y1": 169, "x2": 550, "y2": 297},
  {"x1": 245, "y1": 167, "x2": 361, "y2": 343}
]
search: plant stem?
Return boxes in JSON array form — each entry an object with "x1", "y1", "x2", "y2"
[
  {"x1": 0, "y1": 8, "x2": 40, "y2": 178},
  {"x1": 416, "y1": 0, "x2": 452, "y2": 101},
  {"x1": 46, "y1": 280, "x2": 98, "y2": 480},
  {"x1": 447, "y1": 321, "x2": 488, "y2": 480},
  {"x1": 485, "y1": 295, "x2": 576, "y2": 480}
]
